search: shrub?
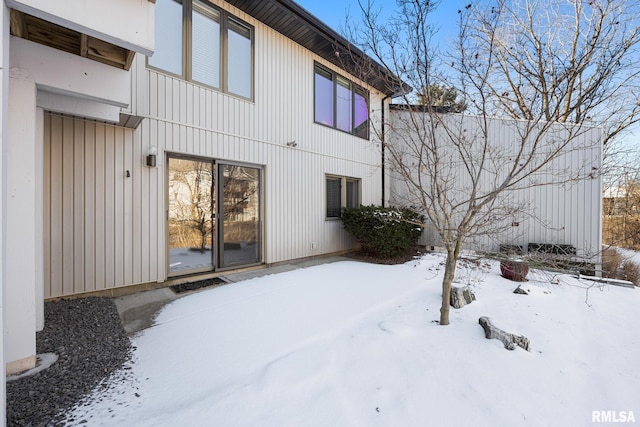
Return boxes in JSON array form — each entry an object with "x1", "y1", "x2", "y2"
[
  {"x1": 341, "y1": 205, "x2": 424, "y2": 257},
  {"x1": 602, "y1": 247, "x2": 640, "y2": 286},
  {"x1": 602, "y1": 247, "x2": 623, "y2": 275}
]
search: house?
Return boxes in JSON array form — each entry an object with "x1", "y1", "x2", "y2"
[
  {"x1": 1, "y1": 0, "x2": 603, "y2": 419},
  {"x1": 1, "y1": 0, "x2": 402, "y2": 391}
]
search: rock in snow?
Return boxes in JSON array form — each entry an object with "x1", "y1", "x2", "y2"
[
  {"x1": 513, "y1": 285, "x2": 529, "y2": 295},
  {"x1": 450, "y1": 285, "x2": 476, "y2": 309}
]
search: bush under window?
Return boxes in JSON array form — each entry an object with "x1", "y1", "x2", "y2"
[{"x1": 341, "y1": 205, "x2": 424, "y2": 257}]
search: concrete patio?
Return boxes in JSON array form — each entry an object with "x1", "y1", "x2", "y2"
[{"x1": 114, "y1": 256, "x2": 351, "y2": 334}]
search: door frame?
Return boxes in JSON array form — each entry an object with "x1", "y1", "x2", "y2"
[
  {"x1": 216, "y1": 160, "x2": 263, "y2": 271},
  {"x1": 165, "y1": 153, "x2": 264, "y2": 277}
]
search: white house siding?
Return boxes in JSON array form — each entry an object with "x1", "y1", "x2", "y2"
[
  {"x1": 1, "y1": 0, "x2": 7, "y2": 406},
  {"x1": 43, "y1": 0, "x2": 384, "y2": 298},
  {"x1": 43, "y1": 114, "x2": 162, "y2": 298},
  {"x1": 388, "y1": 112, "x2": 602, "y2": 261}
]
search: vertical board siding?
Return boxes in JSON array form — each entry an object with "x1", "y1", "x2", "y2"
[
  {"x1": 44, "y1": 114, "x2": 163, "y2": 298},
  {"x1": 389, "y1": 112, "x2": 602, "y2": 260},
  {"x1": 44, "y1": 0, "x2": 384, "y2": 297}
]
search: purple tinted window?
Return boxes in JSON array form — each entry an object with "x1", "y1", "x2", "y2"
[
  {"x1": 315, "y1": 68, "x2": 334, "y2": 126},
  {"x1": 336, "y1": 76, "x2": 352, "y2": 132},
  {"x1": 354, "y1": 90, "x2": 369, "y2": 139}
]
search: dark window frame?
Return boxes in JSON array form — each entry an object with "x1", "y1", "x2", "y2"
[
  {"x1": 314, "y1": 63, "x2": 370, "y2": 140},
  {"x1": 326, "y1": 175, "x2": 361, "y2": 219},
  {"x1": 147, "y1": 0, "x2": 254, "y2": 101}
]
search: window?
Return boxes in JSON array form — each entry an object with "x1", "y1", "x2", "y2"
[
  {"x1": 346, "y1": 179, "x2": 360, "y2": 209},
  {"x1": 148, "y1": 0, "x2": 254, "y2": 99},
  {"x1": 192, "y1": 3, "x2": 220, "y2": 88},
  {"x1": 227, "y1": 19, "x2": 252, "y2": 98},
  {"x1": 148, "y1": 0, "x2": 183, "y2": 75},
  {"x1": 314, "y1": 67, "x2": 334, "y2": 127},
  {"x1": 326, "y1": 176, "x2": 361, "y2": 218},
  {"x1": 314, "y1": 64, "x2": 369, "y2": 139}
]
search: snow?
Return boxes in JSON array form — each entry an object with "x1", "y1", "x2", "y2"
[
  {"x1": 617, "y1": 247, "x2": 640, "y2": 267},
  {"x1": 64, "y1": 253, "x2": 640, "y2": 426}
]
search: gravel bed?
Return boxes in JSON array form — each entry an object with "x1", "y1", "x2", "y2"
[{"x1": 6, "y1": 297, "x2": 133, "y2": 426}]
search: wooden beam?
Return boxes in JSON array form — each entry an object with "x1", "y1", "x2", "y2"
[
  {"x1": 80, "y1": 34, "x2": 89, "y2": 57},
  {"x1": 124, "y1": 50, "x2": 136, "y2": 71},
  {"x1": 9, "y1": 9, "x2": 27, "y2": 39},
  {"x1": 87, "y1": 37, "x2": 127, "y2": 69}
]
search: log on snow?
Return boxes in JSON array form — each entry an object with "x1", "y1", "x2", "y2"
[{"x1": 478, "y1": 316, "x2": 530, "y2": 351}]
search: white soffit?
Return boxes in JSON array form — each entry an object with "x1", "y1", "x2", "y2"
[{"x1": 6, "y1": 0, "x2": 154, "y2": 55}]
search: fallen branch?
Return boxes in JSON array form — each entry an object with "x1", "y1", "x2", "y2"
[{"x1": 478, "y1": 316, "x2": 530, "y2": 351}]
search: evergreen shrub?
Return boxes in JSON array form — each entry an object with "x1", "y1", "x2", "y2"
[{"x1": 341, "y1": 205, "x2": 424, "y2": 257}]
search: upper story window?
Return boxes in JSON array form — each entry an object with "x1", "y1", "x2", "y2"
[
  {"x1": 149, "y1": 0, "x2": 253, "y2": 100},
  {"x1": 314, "y1": 64, "x2": 369, "y2": 139}
]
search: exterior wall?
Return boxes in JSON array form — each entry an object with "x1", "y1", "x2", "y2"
[
  {"x1": 388, "y1": 112, "x2": 602, "y2": 261},
  {"x1": 1, "y1": 0, "x2": 7, "y2": 416},
  {"x1": 5, "y1": 0, "x2": 154, "y2": 369},
  {"x1": 6, "y1": 35, "x2": 141, "y2": 365},
  {"x1": 5, "y1": 70, "x2": 37, "y2": 373},
  {"x1": 43, "y1": 0, "x2": 385, "y2": 298},
  {"x1": 43, "y1": 114, "x2": 150, "y2": 298}
]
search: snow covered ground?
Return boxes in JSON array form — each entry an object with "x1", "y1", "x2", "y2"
[
  {"x1": 616, "y1": 246, "x2": 640, "y2": 267},
  {"x1": 64, "y1": 253, "x2": 640, "y2": 426}
]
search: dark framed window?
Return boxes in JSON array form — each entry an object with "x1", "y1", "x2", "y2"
[
  {"x1": 326, "y1": 175, "x2": 361, "y2": 218},
  {"x1": 314, "y1": 64, "x2": 369, "y2": 139},
  {"x1": 148, "y1": 0, "x2": 254, "y2": 100},
  {"x1": 149, "y1": 0, "x2": 183, "y2": 76}
]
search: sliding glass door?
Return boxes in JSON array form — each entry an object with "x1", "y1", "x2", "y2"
[
  {"x1": 168, "y1": 157, "x2": 216, "y2": 274},
  {"x1": 168, "y1": 156, "x2": 261, "y2": 275},
  {"x1": 219, "y1": 164, "x2": 261, "y2": 268}
]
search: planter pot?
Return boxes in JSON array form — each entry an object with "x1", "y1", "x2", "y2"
[{"x1": 500, "y1": 260, "x2": 529, "y2": 282}]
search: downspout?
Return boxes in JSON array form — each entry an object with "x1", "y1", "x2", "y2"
[{"x1": 381, "y1": 95, "x2": 392, "y2": 208}]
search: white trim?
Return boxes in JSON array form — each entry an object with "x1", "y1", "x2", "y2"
[
  {"x1": 37, "y1": 90, "x2": 121, "y2": 123},
  {"x1": 10, "y1": 37, "x2": 131, "y2": 108}
]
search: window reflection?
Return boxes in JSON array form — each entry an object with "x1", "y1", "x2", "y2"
[
  {"x1": 148, "y1": 0, "x2": 183, "y2": 76},
  {"x1": 228, "y1": 20, "x2": 252, "y2": 98}
]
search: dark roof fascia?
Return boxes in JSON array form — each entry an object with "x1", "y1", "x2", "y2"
[{"x1": 225, "y1": 0, "x2": 410, "y2": 96}]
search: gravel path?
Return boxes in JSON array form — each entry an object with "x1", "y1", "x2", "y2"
[{"x1": 6, "y1": 297, "x2": 133, "y2": 426}]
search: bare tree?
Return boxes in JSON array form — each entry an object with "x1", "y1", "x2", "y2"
[
  {"x1": 457, "y1": 0, "x2": 640, "y2": 152},
  {"x1": 346, "y1": 0, "x2": 634, "y2": 325},
  {"x1": 169, "y1": 160, "x2": 214, "y2": 252},
  {"x1": 603, "y1": 161, "x2": 640, "y2": 249}
]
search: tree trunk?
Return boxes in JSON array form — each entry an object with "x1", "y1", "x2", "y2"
[{"x1": 440, "y1": 248, "x2": 458, "y2": 325}]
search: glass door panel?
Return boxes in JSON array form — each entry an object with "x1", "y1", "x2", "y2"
[
  {"x1": 219, "y1": 164, "x2": 261, "y2": 268},
  {"x1": 168, "y1": 157, "x2": 215, "y2": 274}
]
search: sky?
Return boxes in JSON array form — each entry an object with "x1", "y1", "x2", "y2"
[
  {"x1": 295, "y1": 0, "x2": 466, "y2": 49},
  {"x1": 63, "y1": 253, "x2": 640, "y2": 426},
  {"x1": 295, "y1": 0, "x2": 640, "y2": 150}
]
